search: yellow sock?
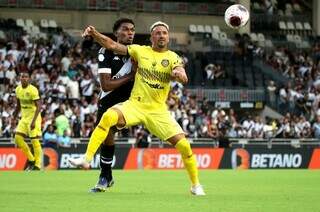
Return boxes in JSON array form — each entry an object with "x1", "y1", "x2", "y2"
[
  {"x1": 175, "y1": 138, "x2": 199, "y2": 186},
  {"x1": 85, "y1": 109, "x2": 118, "y2": 162},
  {"x1": 15, "y1": 134, "x2": 34, "y2": 161},
  {"x1": 31, "y1": 139, "x2": 42, "y2": 168}
]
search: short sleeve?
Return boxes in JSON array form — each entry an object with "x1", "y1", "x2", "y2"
[
  {"x1": 171, "y1": 52, "x2": 184, "y2": 69},
  {"x1": 127, "y1": 44, "x2": 141, "y2": 61},
  {"x1": 98, "y1": 48, "x2": 112, "y2": 74},
  {"x1": 31, "y1": 87, "x2": 40, "y2": 101}
]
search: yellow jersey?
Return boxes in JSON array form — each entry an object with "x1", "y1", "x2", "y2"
[
  {"x1": 127, "y1": 45, "x2": 183, "y2": 110},
  {"x1": 15, "y1": 84, "x2": 40, "y2": 120}
]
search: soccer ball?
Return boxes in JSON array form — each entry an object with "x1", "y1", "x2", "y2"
[{"x1": 224, "y1": 4, "x2": 250, "y2": 29}]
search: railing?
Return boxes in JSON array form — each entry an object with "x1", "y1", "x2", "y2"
[
  {"x1": 1, "y1": 137, "x2": 320, "y2": 148},
  {"x1": 0, "y1": 0, "x2": 230, "y2": 16},
  {"x1": 187, "y1": 88, "x2": 265, "y2": 102}
]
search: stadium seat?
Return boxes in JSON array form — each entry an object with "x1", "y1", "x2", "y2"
[
  {"x1": 285, "y1": 3, "x2": 293, "y2": 12},
  {"x1": 204, "y1": 25, "x2": 212, "y2": 34},
  {"x1": 212, "y1": 25, "x2": 220, "y2": 33},
  {"x1": 295, "y1": 22, "x2": 303, "y2": 31},
  {"x1": 303, "y1": 22, "x2": 312, "y2": 31},
  {"x1": 32, "y1": 25, "x2": 40, "y2": 34},
  {"x1": 293, "y1": 35, "x2": 301, "y2": 43},
  {"x1": 257, "y1": 33, "x2": 265, "y2": 42},
  {"x1": 286, "y1": 34, "x2": 294, "y2": 42},
  {"x1": 285, "y1": 9, "x2": 293, "y2": 17},
  {"x1": 189, "y1": 24, "x2": 197, "y2": 33},
  {"x1": 0, "y1": 30, "x2": 6, "y2": 40},
  {"x1": 279, "y1": 21, "x2": 286, "y2": 30},
  {"x1": 16, "y1": 18, "x2": 25, "y2": 28},
  {"x1": 48, "y1": 19, "x2": 57, "y2": 28},
  {"x1": 219, "y1": 32, "x2": 227, "y2": 40},
  {"x1": 286, "y1": 21, "x2": 295, "y2": 33},
  {"x1": 293, "y1": 3, "x2": 302, "y2": 13},
  {"x1": 197, "y1": 25, "x2": 205, "y2": 33},
  {"x1": 278, "y1": 10, "x2": 284, "y2": 16},
  {"x1": 211, "y1": 32, "x2": 219, "y2": 40},
  {"x1": 250, "y1": 33, "x2": 258, "y2": 42},
  {"x1": 40, "y1": 19, "x2": 49, "y2": 28},
  {"x1": 25, "y1": 19, "x2": 34, "y2": 27},
  {"x1": 265, "y1": 39, "x2": 273, "y2": 48}
]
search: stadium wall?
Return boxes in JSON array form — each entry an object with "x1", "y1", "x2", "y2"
[
  {"x1": 0, "y1": 8, "x2": 225, "y2": 33},
  {"x1": 1, "y1": 145, "x2": 320, "y2": 170}
]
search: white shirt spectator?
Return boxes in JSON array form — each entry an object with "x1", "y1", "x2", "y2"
[
  {"x1": 67, "y1": 79, "x2": 80, "y2": 100},
  {"x1": 80, "y1": 77, "x2": 94, "y2": 97},
  {"x1": 61, "y1": 56, "x2": 71, "y2": 72}
]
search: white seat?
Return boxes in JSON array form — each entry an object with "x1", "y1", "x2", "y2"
[
  {"x1": 253, "y1": 2, "x2": 261, "y2": 10},
  {"x1": 265, "y1": 39, "x2": 273, "y2": 48},
  {"x1": 293, "y1": 3, "x2": 302, "y2": 12},
  {"x1": 212, "y1": 25, "x2": 220, "y2": 33},
  {"x1": 16, "y1": 18, "x2": 25, "y2": 28},
  {"x1": 286, "y1": 21, "x2": 295, "y2": 30},
  {"x1": 250, "y1": 33, "x2": 258, "y2": 42},
  {"x1": 48, "y1": 19, "x2": 57, "y2": 28},
  {"x1": 204, "y1": 25, "x2": 212, "y2": 33},
  {"x1": 189, "y1": 24, "x2": 197, "y2": 33},
  {"x1": 279, "y1": 21, "x2": 286, "y2": 30},
  {"x1": 219, "y1": 32, "x2": 227, "y2": 40},
  {"x1": 303, "y1": 22, "x2": 312, "y2": 31},
  {"x1": 257, "y1": 33, "x2": 265, "y2": 42},
  {"x1": 286, "y1": 34, "x2": 294, "y2": 42},
  {"x1": 285, "y1": 9, "x2": 293, "y2": 17},
  {"x1": 293, "y1": 35, "x2": 301, "y2": 43},
  {"x1": 285, "y1": 3, "x2": 293, "y2": 11},
  {"x1": 301, "y1": 41, "x2": 310, "y2": 49},
  {"x1": 211, "y1": 32, "x2": 219, "y2": 40},
  {"x1": 197, "y1": 25, "x2": 205, "y2": 33},
  {"x1": 295, "y1": 22, "x2": 303, "y2": 30},
  {"x1": 25, "y1": 19, "x2": 34, "y2": 27},
  {"x1": 40, "y1": 19, "x2": 49, "y2": 28},
  {"x1": 0, "y1": 30, "x2": 6, "y2": 39},
  {"x1": 32, "y1": 25, "x2": 40, "y2": 34},
  {"x1": 278, "y1": 10, "x2": 284, "y2": 16},
  {"x1": 23, "y1": 26, "x2": 31, "y2": 34}
]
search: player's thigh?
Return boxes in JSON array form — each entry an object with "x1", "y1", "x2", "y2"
[
  {"x1": 145, "y1": 110, "x2": 184, "y2": 141},
  {"x1": 29, "y1": 117, "x2": 42, "y2": 138},
  {"x1": 112, "y1": 100, "x2": 144, "y2": 128},
  {"x1": 16, "y1": 119, "x2": 29, "y2": 136}
]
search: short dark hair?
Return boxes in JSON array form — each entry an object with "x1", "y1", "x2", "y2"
[{"x1": 113, "y1": 18, "x2": 135, "y2": 33}]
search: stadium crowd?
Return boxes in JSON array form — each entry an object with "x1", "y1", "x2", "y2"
[{"x1": 1, "y1": 28, "x2": 320, "y2": 143}]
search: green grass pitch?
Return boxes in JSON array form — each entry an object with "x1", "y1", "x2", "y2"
[{"x1": 0, "y1": 170, "x2": 320, "y2": 212}]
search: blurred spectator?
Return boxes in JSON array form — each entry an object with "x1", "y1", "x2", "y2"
[
  {"x1": 54, "y1": 108, "x2": 71, "y2": 137},
  {"x1": 43, "y1": 124, "x2": 58, "y2": 148},
  {"x1": 57, "y1": 130, "x2": 71, "y2": 147}
]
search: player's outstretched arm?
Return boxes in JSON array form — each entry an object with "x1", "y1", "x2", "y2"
[
  {"x1": 171, "y1": 66, "x2": 188, "y2": 84},
  {"x1": 83, "y1": 26, "x2": 128, "y2": 55}
]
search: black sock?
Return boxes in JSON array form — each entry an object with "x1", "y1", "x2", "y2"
[{"x1": 99, "y1": 144, "x2": 115, "y2": 181}]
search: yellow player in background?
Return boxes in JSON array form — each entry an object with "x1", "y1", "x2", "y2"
[{"x1": 13, "y1": 72, "x2": 42, "y2": 170}]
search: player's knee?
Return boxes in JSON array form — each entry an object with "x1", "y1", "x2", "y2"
[
  {"x1": 31, "y1": 139, "x2": 41, "y2": 148},
  {"x1": 14, "y1": 134, "x2": 24, "y2": 145},
  {"x1": 175, "y1": 138, "x2": 192, "y2": 158},
  {"x1": 99, "y1": 109, "x2": 119, "y2": 128}
]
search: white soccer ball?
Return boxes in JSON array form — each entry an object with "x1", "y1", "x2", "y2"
[{"x1": 224, "y1": 4, "x2": 250, "y2": 29}]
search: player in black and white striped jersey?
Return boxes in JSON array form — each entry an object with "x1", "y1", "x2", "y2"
[{"x1": 90, "y1": 18, "x2": 136, "y2": 192}]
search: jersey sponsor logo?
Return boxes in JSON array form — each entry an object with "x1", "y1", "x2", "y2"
[
  {"x1": 98, "y1": 54, "x2": 105, "y2": 62},
  {"x1": 113, "y1": 56, "x2": 120, "y2": 61},
  {"x1": 161, "y1": 59, "x2": 169, "y2": 67}
]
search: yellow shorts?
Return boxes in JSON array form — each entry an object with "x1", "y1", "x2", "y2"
[
  {"x1": 113, "y1": 100, "x2": 184, "y2": 141},
  {"x1": 16, "y1": 116, "x2": 42, "y2": 138}
]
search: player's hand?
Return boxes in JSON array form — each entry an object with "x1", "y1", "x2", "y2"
[
  {"x1": 82, "y1": 25, "x2": 96, "y2": 38},
  {"x1": 171, "y1": 69, "x2": 181, "y2": 80},
  {"x1": 30, "y1": 122, "x2": 35, "y2": 130}
]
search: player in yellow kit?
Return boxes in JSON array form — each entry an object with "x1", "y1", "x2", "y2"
[
  {"x1": 70, "y1": 21, "x2": 205, "y2": 195},
  {"x1": 13, "y1": 72, "x2": 42, "y2": 170}
]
